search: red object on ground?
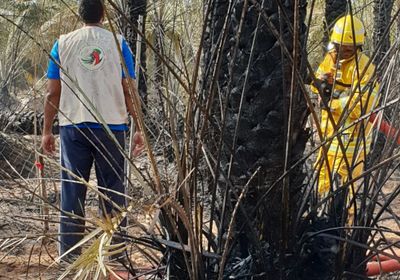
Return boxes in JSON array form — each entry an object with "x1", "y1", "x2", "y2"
[
  {"x1": 369, "y1": 113, "x2": 400, "y2": 145},
  {"x1": 367, "y1": 259, "x2": 400, "y2": 276},
  {"x1": 34, "y1": 160, "x2": 44, "y2": 170}
]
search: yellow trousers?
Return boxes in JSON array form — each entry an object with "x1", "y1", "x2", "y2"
[
  {"x1": 316, "y1": 151, "x2": 364, "y2": 195},
  {"x1": 316, "y1": 151, "x2": 365, "y2": 220}
]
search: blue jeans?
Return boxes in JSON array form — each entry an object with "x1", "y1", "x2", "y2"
[{"x1": 59, "y1": 127, "x2": 126, "y2": 258}]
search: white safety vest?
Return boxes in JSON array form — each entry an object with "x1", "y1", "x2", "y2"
[{"x1": 58, "y1": 26, "x2": 128, "y2": 126}]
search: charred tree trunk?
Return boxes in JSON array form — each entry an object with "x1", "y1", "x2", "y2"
[
  {"x1": 204, "y1": 0, "x2": 309, "y2": 278},
  {"x1": 124, "y1": 0, "x2": 148, "y2": 105},
  {"x1": 373, "y1": 0, "x2": 393, "y2": 63},
  {"x1": 323, "y1": 0, "x2": 347, "y2": 46},
  {"x1": 368, "y1": 0, "x2": 394, "y2": 176}
]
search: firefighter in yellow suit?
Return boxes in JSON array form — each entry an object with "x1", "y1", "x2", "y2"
[{"x1": 312, "y1": 15, "x2": 379, "y2": 197}]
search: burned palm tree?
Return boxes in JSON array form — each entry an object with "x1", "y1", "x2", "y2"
[
  {"x1": 373, "y1": 0, "x2": 394, "y2": 63},
  {"x1": 203, "y1": 0, "x2": 310, "y2": 278},
  {"x1": 367, "y1": 0, "x2": 394, "y2": 193},
  {"x1": 123, "y1": 0, "x2": 148, "y2": 104},
  {"x1": 324, "y1": 0, "x2": 347, "y2": 45}
]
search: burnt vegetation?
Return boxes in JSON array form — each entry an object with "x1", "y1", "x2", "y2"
[{"x1": 0, "y1": 0, "x2": 400, "y2": 279}]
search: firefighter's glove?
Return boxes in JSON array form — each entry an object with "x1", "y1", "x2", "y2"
[{"x1": 314, "y1": 77, "x2": 333, "y2": 109}]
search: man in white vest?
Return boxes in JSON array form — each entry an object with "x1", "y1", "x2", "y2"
[{"x1": 42, "y1": 0, "x2": 144, "y2": 261}]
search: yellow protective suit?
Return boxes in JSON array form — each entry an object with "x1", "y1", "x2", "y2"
[{"x1": 312, "y1": 49, "x2": 379, "y2": 195}]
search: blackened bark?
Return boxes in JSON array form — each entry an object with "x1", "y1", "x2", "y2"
[
  {"x1": 373, "y1": 0, "x2": 393, "y2": 63},
  {"x1": 324, "y1": 0, "x2": 347, "y2": 46},
  {"x1": 204, "y1": 0, "x2": 309, "y2": 278},
  {"x1": 124, "y1": 0, "x2": 148, "y2": 105}
]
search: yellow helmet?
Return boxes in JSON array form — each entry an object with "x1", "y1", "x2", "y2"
[{"x1": 330, "y1": 15, "x2": 365, "y2": 46}]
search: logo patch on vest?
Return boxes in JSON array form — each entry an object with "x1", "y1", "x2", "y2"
[{"x1": 79, "y1": 46, "x2": 104, "y2": 70}]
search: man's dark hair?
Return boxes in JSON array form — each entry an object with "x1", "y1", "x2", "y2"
[{"x1": 79, "y1": 0, "x2": 104, "y2": 23}]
